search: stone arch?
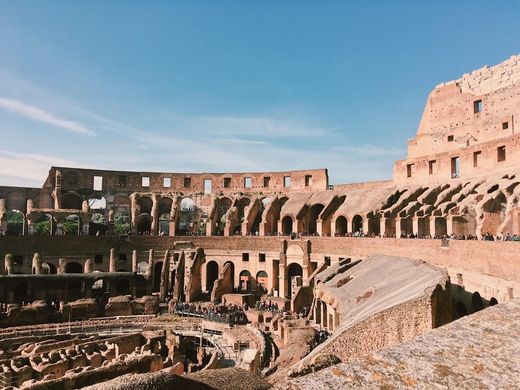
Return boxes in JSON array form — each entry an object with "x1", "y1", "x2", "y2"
[
  {"x1": 61, "y1": 193, "x2": 83, "y2": 210},
  {"x1": 287, "y1": 263, "x2": 303, "y2": 298},
  {"x1": 138, "y1": 196, "x2": 153, "y2": 215},
  {"x1": 471, "y1": 291, "x2": 484, "y2": 313},
  {"x1": 351, "y1": 215, "x2": 363, "y2": 233},
  {"x1": 489, "y1": 297, "x2": 498, "y2": 306},
  {"x1": 153, "y1": 262, "x2": 163, "y2": 292},
  {"x1": 89, "y1": 213, "x2": 107, "y2": 236},
  {"x1": 256, "y1": 271, "x2": 268, "y2": 294},
  {"x1": 335, "y1": 216, "x2": 347, "y2": 236},
  {"x1": 5, "y1": 209, "x2": 25, "y2": 236},
  {"x1": 65, "y1": 261, "x2": 83, "y2": 274},
  {"x1": 239, "y1": 270, "x2": 252, "y2": 293},
  {"x1": 282, "y1": 216, "x2": 293, "y2": 235},
  {"x1": 178, "y1": 197, "x2": 196, "y2": 235},
  {"x1": 308, "y1": 204, "x2": 325, "y2": 235},
  {"x1": 136, "y1": 214, "x2": 152, "y2": 235},
  {"x1": 137, "y1": 261, "x2": 149, "y2": 275},
  {"x1": 224, "y1": 261, "x2": 235, "y2": 291},
  {"x1": 42, "y1": 262, "x2": 57, "y2": 275},
  {"x1": 367, "y1": 212, "x2": 380, "y2": 236},
  {"x1": 234, "y1": 197, "x2": 252, "y2": 235},
  {"x1": 455, "y1": 301, "x2": 468, "y2": 319},
  {"x1": 217, "y1": 197, "x2": 233, "y2": 234},
  {"x1": 206, "y1": 261, "x2": 219, "y2": 293}
]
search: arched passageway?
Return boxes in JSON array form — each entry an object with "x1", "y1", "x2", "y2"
[
  {"x1": 138, "y1": 197, "x2": 153, "y2": 215},
  {"x1": 65, "y1": 261, "x2": 83, "y2": 274},
  {"x1": 351, "y1": 215, "x2": 363, "y2": 233},
  {"x1": 455, "y1": 301, "x2": 468, "y2": 319},
  {"x1": 335, "y1": 216, "x2": 347, "y2": 236},
  {"x1": 308, "y1": 204, "x2": 325, "y2": 235},
  {"x1": 61, "y1": 193, "x2": 83, "y2": 210},
  {"x1": 471, "y1": 291, "x2": 484, "y2": 313},
  {"x1": 6, "y1": 210, "x2": 24, "y2": 236},
  {"x1": 287, "y1": 263, "x2": 303, "y2": 298},
  {"x1": 256, "y1": 271, "x2": 268, "y2": 294},
  {"x1": 224, "y1": 261, "x2": 235, "y2": 291},
  {"x1": 282, "y1": 216, "x2": 293, "y2": 235},
  {"x1": 136, "y1": 214, "x2": 152, "y2": 235},
  {"x1": 153, "y1": 262, "x2": 163, "y2": 292},
  {"x1": 42, "y1": 262, "x2": 57, "y2": 275},
  {"x1": 239, "y1": 270, "x2": 252, "y2": 293},
  {"x1": 489, "y1": 297, "x2": 498, "y2": 306},
  {"x1": 206, "y1": 261, "x2": 219, "y2": 293}
]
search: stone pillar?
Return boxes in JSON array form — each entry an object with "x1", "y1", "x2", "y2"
[
  {"x1": 4, "y1": 254, "x2": 12, "y2": 275},
  {"x1": 362, "y1": 218, "x2": 369, "y2": 235},
  {"x1": 58, "y1": 258, "x2": 66, "y2": 274},
  {"x1": 429, "y1": 216, "x2": 436, "y2": 237},
  {"x1": 132, "y1": 250, "x2": 138, "y2": 272},
  {"x1": 302, "y1": 240, "x2": 311, "y2": 286},
  {"x1": 109, "y1": 248, "x2": 116, "y2": 272},
  {"x1": 0, "y1": 198, "x2": 6, "y2": 234},
  {"x1": 380, "y1": 217, "x2": 386, "y2": 237},
  {"x1": 151, "y1": 194, "x2": 159, "y2": 236},
  {"x1": 395, "y1": 218, "x2": 402, "y2": 239},
  {"x1": 129, "y1": 193, "x2": 138, "y2": 234},
  {"x1": 446, "y1": 215, "x2": 454, "y2": 236},
  {"x1": 54, "y1": 169, "x2": 62, "y2": 209},
  {"x1": 147, "y1": 249, "x2": 154, "y2": 279},
  {"x1": 84, "y1": 259, "x2": 93, "y2": 273},
  {"x1": 321, "y1": 301, "x2": 327, "y2": 330},
  {"x1": 412, "y1": 217, "x2": 419, "y2": 236},
  {"x1": 32, "y1": 253, "x2": 42, "y2": 274},
  {"x1": 160, "y1": 250, "x2": 170, "y2": 301}
]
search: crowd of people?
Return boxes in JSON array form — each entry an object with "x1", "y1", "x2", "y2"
[{"x1": 172, "y1": 301, "x2": 248, "y2": 324}]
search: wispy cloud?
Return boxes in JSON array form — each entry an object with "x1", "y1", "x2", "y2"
[
  {"x1": 0, "y1": 97, "x2": 95, "y2": 136},
  {"x1": 0, "y1": 150, "x2": 96, "y2": 187},
  {"x1": 331, "y1": 144, "x2": 404, "y2": 157}
]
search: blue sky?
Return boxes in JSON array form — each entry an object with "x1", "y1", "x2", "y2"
[{"x1": 1, "y1": 1, "x2": 519, "y2": 187}]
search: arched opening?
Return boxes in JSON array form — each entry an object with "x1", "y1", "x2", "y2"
[
  {"x1": 158, "y1": 213, "x2": 170, "y2": 236},
  {"x1": 206, "y1": 261, "x2": 219, "y2": 293},
  {"x1": 42, "y1": 262, "x2": 57, "y2": 275},
  {"x1": 224, "y1": 261, "x2": 235, "y2": 291},
  {"x1": 92, "y1": 277, "x2": 107, "y2": 294},
  {"x1": 138, "y1": 196, "x2": 153, "y2": 215},
  {"x1": 335, "y1": 216, "x2": 347, "y2": 236},
  {"x1": 178, "y1": 198, "x2": 196, "y2": 235},
  {"x1": 287, "y1": 263, "x2": 303, "y2": 298},
  {"x1": 239, "y1": 270, "x2": 252, "y2": 293},
  {"x1": 256, "y1": 271, "x2": 268, "y2": 294},
  {"x1": 455, "y1": 301, "x2": 468, "y2": 319},
  {"x1": 65, "y1": 261, "x2": 83, "y2": 274},
  {"x1": 88, "y1": 195, "x2": 106, "y2": 210},
  {"x1": 471, "y1": 291, "x2": 484, "y2": 313},
  {"x1": 116, "y1": 279, "x2": 130, "y2": 296},
  {"x1": 234, "y1": 198, "x2": 252, "y2": 235},
  {"x1": 114, "y1": 211, "x2": 130, "y2": 235},
  {"x1": 158, "y1": 198, "x2": 172, "y2": 236},
  {"x1": 217, "y1": 197, "x2": 232, "y2": 235},
  {"x1": 153, "y1": 262, "x2": 163, "y2": 292},
  {"x1": 308, "y1": 204, "x2": 325, "y2": 235},
  {"x1": 352, "y1": 215, "x2": 363, "y2": 233},
  {"x1": 61, "y1": 193, "x2": 82, "y2": 210},
  {"x1": 67, "y1": 281, "x2": 83, "y2": 301},
  {"x1": 367, "y1": 213, "x2": 380, "y2": 236},
  {"x1": 137, "y1": 261, "x2": 149, "y2": 275},
  {"x1": 266, "y1": 197, "x2": 288, "y2": 235},
  {"x1": 434, "y1": 217, "x2": 447, "y2": 237},
  {"x1": 481, "y1": 193, "x2": 507, "y2": 235},
  {"x1": 89, "y1": 213, "x2": 107, "y2": 236},
  {"x1": 489, "y1": 297, "x2": 498, "y2": 306},
  {"x1": 136, "y1": 214, "x2": 152, "y2": 235},
  {"x1": 33, "y1": 214, "x2": 55, "y2": 236},
  {"x1": 282, "y1": 216, "x2": 293, "y2": 235},
  {"x1": 63, "y1": 214, "x2": 80, "y2": 236},
  {"x1": 6, "y1": 210, "x2": 24, "y2": 236}
]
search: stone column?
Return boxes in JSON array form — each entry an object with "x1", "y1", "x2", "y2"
[
  {"x1": 429, "y1": 216, "x2": 436, "y2": 237},
  {"x1": 159, "y1": 250, "x2": 170, "y2": 301},
  {"x1": 362, "y1": 217, "x2": 369, "y2": 235},
  {"x1": 4, "y1": 254, "x2": 12, "y2": 275},
  {"x1": 109, "y1": 248, "x2": 116, "y2": 272},
  {"x1": 446, "y1": 215, "x2": 454, "y2": 236},
  {"x1": 132, "y1": 250, "x2": 138, "y2": 272},
  {"x1": 58, "y1": 258, "x2": 66, "y2": 274},
  {"x1": 147, "y1": 249, "x2": 154, "y2": 279},
  {"x1": 321, "y1": 301, "x2": 327, "y2": 330},
  {"x1": 380, "y1": 217, "x2": 386, "y2": 237},
  {"x1": 0, "y1": 199, "x2": 6, "y2": 234},
  {"x1": 395, "y1": 218, "x2": 402, "y2": 239},
  {"x1": 412, "y1": 217, "x2": 419, "y2": 236},
  {"x1": 151, "y1": 194, "x2": 159, "y2": 235},
  {"x1": 32, "y1": 253, "x2": 42, "y2": 274},
  {"x1": 84, "y1": 259, "x2": 93, "y2": 273},
  {"x1": 302, "y1": 240, "x2": 311, "y2": 286}
]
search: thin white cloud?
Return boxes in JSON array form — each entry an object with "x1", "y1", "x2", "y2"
[
  {"x1": 0, "y1": 150, "x2": 96, "y2": 187},
  {"x1": 0, "y1": 97, "x2": 95, "y2": 136}
]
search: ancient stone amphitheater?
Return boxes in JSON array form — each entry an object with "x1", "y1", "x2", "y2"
[{"x1": 0, "y1": 56, "x2": 519, "y2": 389}]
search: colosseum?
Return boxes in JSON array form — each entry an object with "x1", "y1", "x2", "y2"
[{"x1": 0, "y1": 55, "x2": 519, "y2": 389}]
